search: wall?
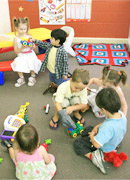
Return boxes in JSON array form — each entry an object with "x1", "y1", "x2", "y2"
[
  {"x1": 0, "y1": 0, "x2": 11, "y2": 33},
  {"x1": 4, "y1": 0, "x2": 130, "y2": 38}
]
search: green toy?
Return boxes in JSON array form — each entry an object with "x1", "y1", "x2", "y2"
[
  {"x1": 65, "y1": 121, "x2": 84, "y2": 138},
  {"x1": 0, "y1": 158, "x2": 3, "y2": 164},
  {"x1": 24, "y1": 112, "x2": 29, "y2": 123},
  {"x1": 45, "y1": 139, "x2": 51, "y2": 144}
]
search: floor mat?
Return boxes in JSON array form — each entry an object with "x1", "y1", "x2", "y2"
[{"x1": 73, "y1": 43, "x2": 130, "y2": 66}]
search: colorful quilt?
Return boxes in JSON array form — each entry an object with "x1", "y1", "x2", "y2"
[{"x1": 73, "y1": 44, "x2": 130, "y2": 66}]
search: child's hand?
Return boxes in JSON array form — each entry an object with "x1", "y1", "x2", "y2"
[
  {"x1": 29, "y1": 36, "x2": 35, "y2": 42},
  {"x1": 66, "y1": 106, "x2": 73, "y2": 114},
  {"x1": 62, "y1": 75, "x2": 68, "y2": 80},
  {"x1": 88, "y1": 131, "x2": 96, "y2": 138}
]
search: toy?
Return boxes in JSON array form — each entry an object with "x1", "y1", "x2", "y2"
[
  {"x1": 44, "y1": 104, "x2": 50, "y2": 114},
  {"x1": 20, "y1": 38, "x2": 33, "y2": 47},
  {"x1": 1, "y1": 130, "x2": 16, "y2": 141},
  {"x1": 0, "y1": 158, "x2": 3, "y2": 164},
  {"x1": 65, "y1": 121, "x2": 84, "y2": 138},
  {"x1": 104, "y1": 151, "x2": 128, "y2": 167},
  {"x1": 41, "y1": 139, "x2": 52, "y2": 151},
  {"x1": 3, "y1": 102, "x2": 30, "y2": 132}
]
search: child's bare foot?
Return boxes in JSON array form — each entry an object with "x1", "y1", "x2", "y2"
[
  {"x1": 49, "y1": 117, "x2": 59, "y2": 130},
  {"x1": 73, "y1": 112, "x2": 85, "y2": 124}
]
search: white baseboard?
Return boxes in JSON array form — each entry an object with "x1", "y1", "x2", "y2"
[{"x1": 73, "y1": 37, "x2": 128, "y2": 45}]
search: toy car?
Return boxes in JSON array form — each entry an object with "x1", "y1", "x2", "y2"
[
  {"x1": 65, "y1": 121, "x2": 84, "y2": 138},
  {"x1": 20, "y1": 38, "x2": 33, "y2": 47}
]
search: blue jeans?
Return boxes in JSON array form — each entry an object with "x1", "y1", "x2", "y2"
[{"x1": 49, "y1": 72, "x2": 69, "y2": 85}]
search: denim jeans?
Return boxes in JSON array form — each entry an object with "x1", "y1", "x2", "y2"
[{"x1": 49, "y1": 72, "x2": 69, "y2": 85}]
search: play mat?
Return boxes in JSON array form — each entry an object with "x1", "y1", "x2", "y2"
[
  {"x1": 73, "y1": 43, "x2": 130, "y2": 66},
  {"x1": 0, "y1": 28, "x2": 51, "y2": 49}
]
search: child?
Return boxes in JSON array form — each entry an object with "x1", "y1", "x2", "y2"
[
  {"x1": 33, "y1": 29, "x2": 69, "y2": 85},
  {"x1": 87, "y1": 65, "x2": 128, "y2": 117},
  {"x1": 49, "y1": 68, "x2": 90, "y2": 129},
  {"x1": 11, "y1": 17, "x2": 42, "y2": 87},
  {"x1": 2, "y1": 124, "x2": 56, "y2": 180},
  {"x1": 73, "y1": 88, "x2": 127, "y2": 174}
]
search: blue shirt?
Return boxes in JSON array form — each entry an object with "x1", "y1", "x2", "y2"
[{"x1": 94, "y1": 111, "x2": 127, "y2": 152}]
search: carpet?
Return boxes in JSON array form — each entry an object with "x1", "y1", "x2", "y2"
[{"x1": 73, "y1": 43, "x2": 130, "y2": 66}]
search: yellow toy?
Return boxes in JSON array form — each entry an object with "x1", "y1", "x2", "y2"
[{"x1": 15, "y1": 102, "x2": 30, "y2": 119}]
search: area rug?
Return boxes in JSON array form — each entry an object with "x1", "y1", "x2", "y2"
[{"x1": 73, "y1": 43, "x2": 130, "y2": 66}]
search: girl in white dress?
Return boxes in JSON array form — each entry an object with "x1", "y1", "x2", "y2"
[{"x1": 11, "y1": 17, "x2": 42, "y2": 87}]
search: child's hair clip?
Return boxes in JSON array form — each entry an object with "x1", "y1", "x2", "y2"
[
  {"x1": 118, "y1": 71, "x2": 121, "y2": 76},
  {"x1": 108, "y1": 67, "x2": 111, "y2": 70}
]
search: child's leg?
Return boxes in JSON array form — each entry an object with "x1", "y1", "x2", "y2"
[
  {"x1": 28, "y1": 70, "x2": 36, "y2": 86},
  {"x1": 15, "y1": 72, "x2": 25, "y2": 87}
]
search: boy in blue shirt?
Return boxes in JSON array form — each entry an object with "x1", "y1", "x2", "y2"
[{"x1": 73, "y1": 88, "x2": 127, "y2": 174}]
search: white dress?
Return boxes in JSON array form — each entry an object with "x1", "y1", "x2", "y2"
[{"x1": 11, "y1": 37, "x2": 42, "y2": 74}]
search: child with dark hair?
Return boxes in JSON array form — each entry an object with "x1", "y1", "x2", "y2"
[
  {"x1": 2, "y1": 124, "x2": 56, "y2": 180},
  {"x1": 32, "y1": 29, "x2": 69, "y2": 85},
  {"x1": 73, "y1": 88, "x2": 127, "y2": 174},
  {"x1": 49, "y1": 68, "x2": 90, "y2": 129},
  {"x1": 86, "y1": 65, "x2": 128, "y2": 117}
]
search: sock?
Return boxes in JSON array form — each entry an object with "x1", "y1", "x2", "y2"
[
  {"x1": 90, "y1": 153, "x2": 92, "y2": 160},
  {"x1": 20, "y1": 76, "x2": 24, "y2": 79}
]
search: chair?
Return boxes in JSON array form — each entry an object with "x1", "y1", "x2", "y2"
[{"x1": 61, "y1": 26, "x2": 76, "y2": 57}]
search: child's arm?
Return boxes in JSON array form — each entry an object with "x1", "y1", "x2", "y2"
[
  {"x1": 39, "y1": 145, "x2": 51, "y2": 164},
  {"x1": 91, "y1": 123, "x2": 103, "y2": 134},
  {"x1": 62, "y1": 51, "x2": 69, "y2": 80},
  {"x1": 13, "y1": 37, "x2": 25, "y2": 54},
  {"x1": 89, "y1": 132, "x2": 101, "y2": 148},
  {"x1": 117, "y1": 89, "x2": 128, "y2": 116},
  {"x1": 32, "y1": 39, "x2": 51, "y2": 50},
  {"x1": 87, "y1": 78, "x2": 102, "y2": 87},
  {"x1": 66, "y1": 104, "x2": 86, "y2": 114}
]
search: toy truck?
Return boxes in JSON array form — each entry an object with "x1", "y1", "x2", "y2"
[
  {"x1": 65, "y1": 121, "x2": 84, "y2": 138},
  {"x1": 20, "y1": 38, "x2": 33, "y2": 47}
]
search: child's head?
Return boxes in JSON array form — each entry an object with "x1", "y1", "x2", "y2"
[
  {"x1": 96, "y1": 88, "x2": 121, "y2": 114},
  {"x1": 51, "y1": 29, "x2": 67, "y2": 46},
  {"x1": 71, "y1": 68, "x2": 89, "y2": 92},
  {"x1": 102, "y1": 65, "x2": 127, "y2": 86},
  {"x1": 15, "y1": 123, "x2": 39, "y2": 154},
  {"x1": 13, "y1": 17, "x2": 30, "y2": 35}
]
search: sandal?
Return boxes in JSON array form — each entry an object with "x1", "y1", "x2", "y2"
[
  {"x1": 49, "y1": 117, "x2": 59, "y2": 130},
  {"x1": 28, "y1": 76, "x2": 36, "y2": 86},
  {"x1": 1, "y1": 140, "x2": 12, "y2": 149},
  {"x1": 15, "y1": 78, "x2": 25, "y2": 87},
  {"x1": 74, "y1": 116, "x2": 85, "y2": 126}
]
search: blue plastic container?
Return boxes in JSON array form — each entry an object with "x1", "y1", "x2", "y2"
[{"x1": 0, "y1": 72, "x2": 4, "y2": 85}]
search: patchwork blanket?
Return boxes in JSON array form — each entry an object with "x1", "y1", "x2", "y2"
[{"x1": 73, "y1": 44, "x2": 130, "y2": 66}]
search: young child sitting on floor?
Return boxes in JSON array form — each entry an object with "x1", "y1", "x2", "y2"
[
  {"x1": 49, "y1": 68, "x2": 90, "y2": 129},
  {"x1": 32, "y1": 29, "x2": 69, "y2": 85},
  {"x1": 86, "y1": 65, "x2": 128, "y2": 118},
  {"x1": 2, "y1": 124, "x2": 56, "y2": 180},
  {"x1": 73, "y1": 88, "x2": 127, "y2": 174}
]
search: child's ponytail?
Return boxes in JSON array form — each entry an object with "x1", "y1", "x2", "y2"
[{"x1": 119, "y1": 71, "x2": 127, "y2": 85}]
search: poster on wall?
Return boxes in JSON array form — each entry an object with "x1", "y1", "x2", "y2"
[
  {"x1": 38, "y1": 0, "x2": 65, "y2": 25},
  {"x1": 66, "y1": 0, "x2": 92, "y2": 22}
]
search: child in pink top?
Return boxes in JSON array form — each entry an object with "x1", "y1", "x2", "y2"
[{"x1": 3, "y1": 124, "x2": 56, "y2": 180}]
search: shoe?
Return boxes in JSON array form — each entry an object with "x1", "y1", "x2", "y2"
[
  {"x1": 43, "y1": 82, "x2": 58, "y2": 95},
  {"x1": 74, "y1": 116, "x2": 85, "y2": 126},
  {"x1": 92, "y1": 149, "x2": 108, "y2": 174},
  {"x1": 28, "y1": 76, "x2": 36, "y2": 86},
  {"x1": 15, "y1": 78, "x2": 25, "y2": 87},
  {"x1": 49, "y1": 117, "x2": 59, "y2": 130}
]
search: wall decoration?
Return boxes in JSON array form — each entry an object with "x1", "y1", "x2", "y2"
[
  {"x1": 38, "y1": 0, "x2": 65, "y2": 25},
  {"x1": 18, "y1": 6, "x2": 24, "y2": 12},
  {"x1": 66, "y1": 0, "x2": 92, "y2": 22}
]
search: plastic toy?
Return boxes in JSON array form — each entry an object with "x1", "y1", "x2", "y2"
[
  {"x1": 20, "y1": 38, "x2": 33, "y2": 47},
  {"x1": 104, "y1": 151, "x2": 128, "y2": 167},
  {"x1": 41, "y1": 139, "x2": 52, "y2": 151},
  {"x1": 3, "y1": 102, "x2": 30, "y2": 132},
  {"x1": 0, "y1": 158, "x2": 3, "y2": 164},
  {"x1": 65, "y1": 121, "x2": 84, "y2": 138},
  {"x1": 44, "y1": 104, "x2": 50, "y2": 114},
  {"x1": 1, "y1": 130, "x2": 16, "y2": 141}
]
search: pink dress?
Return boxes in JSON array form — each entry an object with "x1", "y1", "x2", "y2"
[{"x1": 14, "y1": 147, "x2": 56, "y2": 180}]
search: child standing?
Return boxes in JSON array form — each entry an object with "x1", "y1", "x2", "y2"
[
  {"x1": 11, "y1": 17, "x2": 42, "y2": 87},
  {"x1": 49, "y1": 68, "x2": 90, "y2": 129},
  {"x1": 87, "y1": 65, "x2": 128, "y2": 117},
  {"x1": 73, "y1": 88, "x2": 127, "y2": 174},
  {"x1": 2, "y1": 124, "x2": 56, "y2": 180},
  {"x1": 33, "y1": 29, "x2": 69, "y2": 85}
]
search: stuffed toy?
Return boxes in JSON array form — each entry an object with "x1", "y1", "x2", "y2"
[{"x1": 104, "y1": 151, "x2": 128, "y2": 167}]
